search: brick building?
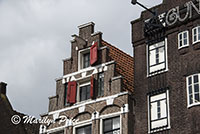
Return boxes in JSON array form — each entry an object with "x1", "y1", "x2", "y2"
[
  {"x1": 40, "y1": 22, "x2": 134, "y2": 134},
  {"x1": 0, "y1": 82, "x2": 39, "y2": 134},
  {"x1": 132, "y1": 0, "x2": 200, "y2": 133}
]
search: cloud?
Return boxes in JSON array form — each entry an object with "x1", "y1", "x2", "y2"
[{"x1": 0, "y1": 0, "x2": 162, "y2": 117}]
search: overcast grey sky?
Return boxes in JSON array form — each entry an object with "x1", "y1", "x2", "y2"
[{"x1": 0, "y1": 0, "x2": 162, "y2": 118}]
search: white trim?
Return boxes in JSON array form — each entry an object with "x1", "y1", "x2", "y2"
[
  {"x1": 48, "y1": 91, "x2": 128, "y2": 115},
  {"x1": 147, "y1": 38, "x2": 168, "y2": 77},
  {"x1": 186, "y1": 73, "x2": 200, "y2": 108},
  {"x1": 59, "y1": 60, "x2": 115, "y2": 83},
  {"x1": 47, "y1": 126, "x2": 64, "y2": 133},
  {"x1": 78, "y1": 47, "x2": 90, "y2": 71},
  {"x1": 178, "y1": 30, "x2": 189, "y2": 49},
  {"x1": 100, "y1": 113, "x2": 122, "y2": 134},
  {"x1": 148, "y1": 90, "x2": 170, "y2": 133},
  {"x1": 73, "y1": 120, "x2": 92, "y2": 134}
]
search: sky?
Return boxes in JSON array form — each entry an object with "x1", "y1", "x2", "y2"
[{"x1": 0, "y1": 0, "x2": 162, "y2": 118}]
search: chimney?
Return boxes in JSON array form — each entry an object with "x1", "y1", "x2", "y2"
[
  {"x1": 0, "y1": 82, "x2": 7, "y2": 95},
  {"x1": 78, "y1": 22, "x2": 95, "y2": 40}
]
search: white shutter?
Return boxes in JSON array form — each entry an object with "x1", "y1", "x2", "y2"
[{"x1": 151, "y1": 102, "x2": 157, "y2": 121}]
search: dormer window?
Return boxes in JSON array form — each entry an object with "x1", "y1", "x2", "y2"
[
  {"x1": 78, "y1": 42, "x2": 98, "y2": 70},
  {"x1": 79, "y1": 48, "x2": 90, "y2": 70}
]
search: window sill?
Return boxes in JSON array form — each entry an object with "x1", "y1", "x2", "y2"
[
  {"x1": 193, "y1": 42, "x2": 200, "y2": 50},
  {"x1": 187, "y1": 102, "x2": 200, "y2": 108},
  {"x1": 75, "y1": 99, "x2": 92, "y2": 105},
  {"x1": 148, "y1": 126, "x2": 170, "y2": 134},
  {"x1": 178, "y1": 46, "x2": 189, "y2": 55},
  {"x1": 147, "y1": 69, "x2": 168, "y2": 77}
]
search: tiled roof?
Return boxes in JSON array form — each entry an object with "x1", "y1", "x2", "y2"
[{"x1": 102, "y1": 40, "x2": 134, "y2": 92}]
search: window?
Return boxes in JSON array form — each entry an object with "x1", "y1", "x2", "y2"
[
  {"x1": 103, "y1": 116, "x2": 120, "y2": 134},
  {"x1": 83, "y1": 53, "x2": 90, "y2": 68},
  {"x1": 147, "y1": 40, "x2": 168, "y2": 76},
  {"x1": 98, "y1": 73, "x2": 104, "y2": 96},
  {"x1": 80, "y1": 83, "x2": 90, "y2": 101},
  {"x1": 178, "y1": 31, "x2": 189, "y2": 49},
  {"x1": 148, "y1": 90, "x2": 170, "y2": 132},
  {"x1": 78, "y1": 48, "x2": 90, "y2": 70},
  {"x1": 76, "y1": 125, "x2": 91, "y2": 134},
  {"x1": 192, "y1": 26, "x2": 200, "y2": 44},
  {"x1": 186, "y1": 74, "x2": 200, "y2": 107}
]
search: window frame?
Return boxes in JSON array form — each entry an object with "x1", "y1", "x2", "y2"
[
  {"x1": 100, "y1": 115, "x2": 121, "y2": 134},
  {"x1": 147, "y1": 38, "x2": 168, "y2": 77},
  {"x1": 77, "y1": 81, "x2": 91, "y2": 103},
  {"x1": 148, "y1": 90, "x2": 170, "y2": 133},
  {"x1": 78, "y1": 48, "x2": 91, "y2": 70},
  {"x1": 186, "y1": 73, "x2": 200, "y2": 108},
  {"x1": 73, "y1": 122, "x2": 92, "y2": 134},
  {"x1": 178, "y1": 30, "x2": 189, "y2": 49},
  {"x1": 192, "y1": 26, "x2": 200, "y2": 44}
]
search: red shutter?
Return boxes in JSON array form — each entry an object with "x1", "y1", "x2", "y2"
[
  {"x1": 67, "y1": 81, "x2": 77, "y2": 104},
  {"x1": 90, "y1": 75, "x2": 94, "y2": 99},
  {"x1": 90, "y1": 42, "x2": 98, "y2": 65}
]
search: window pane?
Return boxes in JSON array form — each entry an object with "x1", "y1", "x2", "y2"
[
  {"x1": 198, "y1": 27, "x2": 200, "y2": 40},
  {"x1": 113, "y1": 117, "x2": 120, "y2": 129},
  {"x1": 188, "y1": 77, "x2": 192, "y2": 85},
  {"x1": 179, "y1": 34, "x2": 182, "y2": 40},
  {"x1": 194, "y1": 75, "x2": 199, "y2": 83},
  {"x1": 189, "y1": 86, "x2": 192, "y2": 94},
  {"x1": 184, "y1": 39, "x2": 187, "y2": 45},
  {"x1": 194, "y1": 84, "x2": 199, "y2": 93},
  {"x1": 184, "y1": 32, "x2": 187, "y2": 38},
  {"x1": 83, "y1": 53, "x2": 90, "y2": 68},
  {"x1": 76, "y1": 125, "x2": 91, "y2": 134},
  {"x1": 195, "y1": 93, "x2": 200, "y2": 102},
  {"x1": 189, "y1": 95, "x2": 193, "y2": 104},
  {"x1": 104, "y1": 119, "x2": 112, "y2": 132}
]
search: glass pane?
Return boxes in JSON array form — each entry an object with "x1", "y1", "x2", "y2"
[
  {"x1": 189, "y1": 95, "x2": 193, "y2": 104},
  {"x1": 194, "y1": 84, "x2": 199, "y2": 93},
  {"x1": 194, "y1": 35, "x2": 197, "y2": 42},
  {"x1": 85, "y1": 125, "x2": 91, "y2": 134},
  {"x1": 104, "y1": 119, "x2": 112, "y2": 132},
  {"x1": 179, "y1": 34, "x2": 182, "y2": 40},
  {"x1": 194, "y1": 28, "x2": 197, "y2": 35},
  {"x1": 188, "y1": 77, "x2": 192, "y2": 85},
  {"x1": 189, "y1": 86, "x2": 192, "y2": 94},
  {"x1": 184, "y1": 39, "x2": 187, "y2": 45},
  {"x1": 76, "y1": 128, "x2": 84, "y2": 134},
  {"x1": 113, "y1": 117, "x2": 120, "y2": 129},
  {"x1": 194, "y1": 75, "x2": 199, "y2": 83},
  {"x1": 195, "y1": 93, "x2": 200, "y2": 102},
  {"x1": 184, "y1": 32, "x2": 187, "y2": 38}
]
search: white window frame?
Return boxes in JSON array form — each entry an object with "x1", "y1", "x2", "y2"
[
  {"x1": 100, "y1": 113, "x2": 122, "y2": 134},
  {"x1": 73, "y1": 121, "x2": 92, "y2": 134},
  {"x1": 178, "y1": 30, "x2": 189, "y2": 49},
  {"x1": 148, "y1": 90, "x2": 170, "y2": 133},
  {"x1": 147, "y1": 38, "x2": 168, "y2": 77},
  {"x1": 186, "y1": 73, "x2": 200, "y2": 108},
  {"x1": 192, "y1": 26, "x2": 200, "y2": 44},
  {"x1": 77, "y1": 81, "x2": 91, "y2": 103},
  {"x1": 78, "y1": 48, "x2": 90, "y2": 70}
]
